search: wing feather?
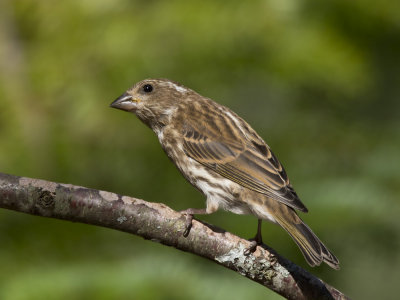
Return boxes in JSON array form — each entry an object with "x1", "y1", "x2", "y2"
[{"x1": 182, "y1": 123, "x2": 308, "y2": 212}]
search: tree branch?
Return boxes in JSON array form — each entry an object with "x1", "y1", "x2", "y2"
[{"x1": 0, "y1": 172, "x2": 349, "y2": 300}]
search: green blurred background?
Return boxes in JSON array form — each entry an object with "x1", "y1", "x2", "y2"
[{"x1": 1, "y1": 0, "x2": 399, "y2": 299}]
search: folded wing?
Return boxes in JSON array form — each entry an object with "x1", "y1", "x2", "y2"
[{"x1": 182, "y1": 122, "x2": 308, "y2": 212}]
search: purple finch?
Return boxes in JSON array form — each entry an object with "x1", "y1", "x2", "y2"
[{"x1": 110, "y1": 78, "x2": 339, "y2": 269}]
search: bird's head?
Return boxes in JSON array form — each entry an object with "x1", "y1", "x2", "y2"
[{"x1": 110, "y1": 78, "x2": 191, "y2": 129}]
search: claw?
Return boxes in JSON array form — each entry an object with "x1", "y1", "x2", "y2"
[
  {"x1": 244, "y1": 219, "x2": 263, "y2": 255},
  {"x1": 244, "y1": 240, "x2": 258, "y2": 256},
  {"x1": 182, "y1": 213, "x2": 193, "y2": 237}
]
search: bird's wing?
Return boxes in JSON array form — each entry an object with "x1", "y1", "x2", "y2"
[{"x1": 182, "y1": 121, "x2": 308, "y2": 212}]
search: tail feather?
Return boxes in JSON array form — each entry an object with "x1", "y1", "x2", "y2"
[
  {"x1": 275, "y1": 215, "x2": 340, "y2": 270},
  {"x1": 320, "y1": 241, "x2": 340, "y2": 270}
]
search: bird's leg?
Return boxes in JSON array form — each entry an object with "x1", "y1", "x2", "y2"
[
  {"x1": 179, "y1": 208, "x2": 209, "y2": 237},
  {"x1": 244, "y1": 219, "x2": 263, "y2": 255}
]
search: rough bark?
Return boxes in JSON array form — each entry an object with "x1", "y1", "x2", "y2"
[{"x1": 0, "y1": 172, "x2": 349, "y2": 300}]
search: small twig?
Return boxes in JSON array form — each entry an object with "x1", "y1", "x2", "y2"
[{"x1": 0, "y1": 172, "x2": 349, "y2": 300}]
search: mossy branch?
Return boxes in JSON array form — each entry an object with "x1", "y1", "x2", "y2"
[{"x1": 0, "y1": 172, "x2": 349, "y2": 300}]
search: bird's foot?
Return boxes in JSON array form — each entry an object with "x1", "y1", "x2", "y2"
[
  {"x1": 182, "y1": 213, "x2": 193, "y2": 237},
  {"x1": 179, "y1": 208, "x2": 208, "y2": 237},
  {"x1": 244, "y1": 237, "x2": 264, "y2": 256},
  {"x1": 244, "y1": 240, "x2": 258, "y2": 256},
  {"x1": 244, "y1": 226, "x2": 263, "y2": 256}
]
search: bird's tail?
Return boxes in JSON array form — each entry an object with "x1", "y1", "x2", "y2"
[{"x1": 273, "y1": 212, "x2": 340, "y2": 270}]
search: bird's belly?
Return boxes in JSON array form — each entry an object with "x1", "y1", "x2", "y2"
[
  {"x1": 195, "y1": 178, "x2": 251, "y2": 215},
  {"x1": 179, "y1": 157, "x2": 251, "y2": 215}
]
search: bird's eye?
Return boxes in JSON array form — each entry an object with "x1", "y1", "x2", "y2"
[{"x1": 143, "y1": 84, "x2": 153, "y2": 93}]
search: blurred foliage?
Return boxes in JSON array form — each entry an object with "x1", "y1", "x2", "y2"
[{"x1": 0, "y1": 0, "x2": 399, "y2": 299}]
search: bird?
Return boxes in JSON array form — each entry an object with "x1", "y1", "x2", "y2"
[{"x1": 110, "y1": 78, "x2": 339, "y2": 269}]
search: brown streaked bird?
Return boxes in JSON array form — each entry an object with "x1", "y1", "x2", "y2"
[{"x1": 110, "y1": 78, "x2": 339, "y2": 269}]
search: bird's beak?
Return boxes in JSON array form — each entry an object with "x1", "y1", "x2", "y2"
[{"x1": 110, "y1": 93, "x2": 138, "y2": 111}]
